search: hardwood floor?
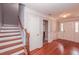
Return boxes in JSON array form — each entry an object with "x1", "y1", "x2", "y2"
[{"x1": 30, "y1": 39, "x2": 79, "y2": 55}]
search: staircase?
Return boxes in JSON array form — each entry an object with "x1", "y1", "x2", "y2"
[{"x1": 0, "y1": 26, "x2": 27, "y2": 55}]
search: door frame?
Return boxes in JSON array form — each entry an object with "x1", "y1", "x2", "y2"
[{"x1": 43, "y1": 19, "x2": 48, "y2": 45}]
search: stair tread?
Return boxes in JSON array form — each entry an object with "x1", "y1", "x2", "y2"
[
  {"x1": 1, "y1": 26, "x2": 19, "y2": 28},
  {"x1": 0, "y1": 35, "x2": 21, "y2": 41},
  {"x1": 11, "y1": 49, "x2": 25, "y2": 55},
  {"x1": 0, "y1": 45, "x2": 24, "y2": 55},
  {"x1": 0, "y1": 42, "x2": 22, "y2": 49},
  {"x1": 0, "y1": 44, "x2": 23, "y2": 54},
  {"x1": 0, "y1": 32, "x2": 21, "y2": 36},
  {"x1": 0, "y1": 34, "x2": 21, "y2": 38},
  {"x1": 0, "y1": 30, "x2": 20, "y2": 32},
  {"x1": 0, "y1": 38, "x2": 21, "y2": 43},
  {"x1": 3, "y1": 24, "x2": 18, "y2": 27},
  {"x1": 0, "y1": 31, "x2": 20, "y2": 33},
  {"x1": 0, "y1": 39, "x2": 22, "y2": 46}
]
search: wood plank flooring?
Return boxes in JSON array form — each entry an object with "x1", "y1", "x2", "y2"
[{"x1": 30, "y1": 39, "x2": 79, "y2": 55}]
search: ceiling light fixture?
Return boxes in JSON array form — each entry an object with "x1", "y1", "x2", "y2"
[{"x1": 60, "y1": 13, "x2": 71, "y2": 18}]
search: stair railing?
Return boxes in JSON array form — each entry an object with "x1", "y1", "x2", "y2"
[{"x1": 18, "y1": 16, "x2": 30, "y2": 55}]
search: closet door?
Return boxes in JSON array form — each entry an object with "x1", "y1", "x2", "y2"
[
  {"x1": 28, "y1": 14, "x2": 42, "y2": 50},
  {"x1": 63, "y1": 21, "x2": 74, "y2": 41}
]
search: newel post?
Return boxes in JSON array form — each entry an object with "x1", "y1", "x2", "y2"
[{"x1": 26, "y1": 32, "x2": 30, "y2": 55}]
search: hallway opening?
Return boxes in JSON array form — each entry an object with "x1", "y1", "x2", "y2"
[{"x1": 43, "y1": 20, "x2": 48, "y2": 46}]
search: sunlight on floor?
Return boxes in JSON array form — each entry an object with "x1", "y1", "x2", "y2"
[
  {"x1": 71, "y1": 47, "x2": 79, "y2": 55},
  {"x1": 58, "y1": 43, "x2": 64, "y2": 54}
]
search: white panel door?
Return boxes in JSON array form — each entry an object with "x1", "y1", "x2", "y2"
[{"x1": 63, "y1": 22, "x2": 74, "y2": 41}]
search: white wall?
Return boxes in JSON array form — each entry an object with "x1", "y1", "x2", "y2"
[
  {"x1": 23, "y1": 7, "x2": 54, "y2": 51},
  {"x1": 24, "y1": 7, "x2": 43, "y2": 51}
]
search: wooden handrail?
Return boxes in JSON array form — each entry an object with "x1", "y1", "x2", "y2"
[
  {"x1": 18, "y1": 16, "x2": 24, "y2": 30},
  {"x1": 18, "y1": 16, "x2": 30, "y2": 55}
]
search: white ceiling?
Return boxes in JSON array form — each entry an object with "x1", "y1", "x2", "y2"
[{"x1": 25, "y1": 3, "x2": 79, "y2": 18}]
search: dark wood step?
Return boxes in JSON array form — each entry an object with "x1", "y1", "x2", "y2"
[
  {"x1": 0, "y1": 38, "x2": 22, "y2": 43},
  {"x1": 0, "y1": 34, "x2": 21, "y2": 38},
  {"x1": 0, "y1": 46, "x2": 24, "y2": 55},
  {"x1": 0, "y1": 42, "x2": 22, "y2": 49},
  {"x1": 0, "y1": 31, "x2": 20, "y2": 33}
]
